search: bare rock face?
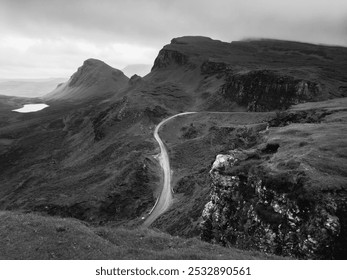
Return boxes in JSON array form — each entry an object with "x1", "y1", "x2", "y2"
[
  {"x1": 149, "y1": 36, "x2": 347, "y2": 111},
  {"x1": 221, "y1": 70, "x2": 321, "y2": 111},
  {"x1": 151, "y1": 49, "x2": 189, "y2": 70},
  {"x1": 200, "y1": 60, "x2": 232, "y2": 75},
  {"x1": 201, "y1": 150, "x2": 342, "y2": 259}
]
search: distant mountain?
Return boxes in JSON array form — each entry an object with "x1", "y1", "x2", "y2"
[
  {"x1": 121, "y1": 64, "x2": 151, "y2": 78},
  {"x1": 0, "y1": 78, "x2": 66, "y2": 98},
  {"x1": 44, "y1": 59, "x2": 129, "y2": 101}
]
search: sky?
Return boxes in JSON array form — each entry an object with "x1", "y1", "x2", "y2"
[{"x1": 0, "y1": 0, "x2": 346, "y2": 79}]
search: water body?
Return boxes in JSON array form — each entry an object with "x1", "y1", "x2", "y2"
[{"x1": 12, "y1": 103, "x2": 49, "y2": 113}]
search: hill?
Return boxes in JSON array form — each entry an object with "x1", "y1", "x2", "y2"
[
  {"x1": 0, "y1": 210, "x2": 281, "y2": 259},
  {"x1": 0, "y1": 36, "x2": 346, "y2": 259},
  {"x1": 44, "y1": 59, "x2": 129, "y2": 101},
  {"x1": 152, "y1": 97, "x2": 347, "y2": 259},
  {"x1": 146, "y1": 36, "x2": 347, "y2": 111}
]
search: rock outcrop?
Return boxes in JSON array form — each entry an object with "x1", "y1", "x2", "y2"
[
  {"x1": 201, "y1": 150, "x2": 343, "y2": 259},
  {"x1": 200, "y1": 59, "x2": 233, "y2": 75},
  {"x1": 148, "y1": 36, "x2": 347, "y2": 111},
  {"x1": 151, "y1": 49, "x2": 189, "y2": 70},
  {"x1": 221, "y1": 70, "x2": 321, "y2": 111},
  {"x1": 129, "y1": 74, "x2": 142, "y2": 85}
]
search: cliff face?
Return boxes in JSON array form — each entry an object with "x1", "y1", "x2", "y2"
[
  {"x1": 152, "y1": 49, "x2": 189, "y2": 70},
  {"x1": 200, "y1": 100, "x2": 347, "y2": 259},
  {"x1": 201, "y1": 150, "x2": 342, "y2": 259},
  {"x1": 148, "y1": 36, "x2": 347, "y2": 112},
  {"x1": 221, "y1": 70, "x2": 321, "y2": 111}
]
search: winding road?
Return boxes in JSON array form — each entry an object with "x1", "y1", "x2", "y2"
[{"x1": 143, "y1": 112, "x2": 196, "y2": 227}]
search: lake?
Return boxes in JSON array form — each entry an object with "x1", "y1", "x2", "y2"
[{"x1": 12, "y1": 103, "x2": 49, "y2": 113}]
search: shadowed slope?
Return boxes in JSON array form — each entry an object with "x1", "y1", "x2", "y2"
[
  {"x1": 145, "y1": 36, "x2": 347, "y2": 111},
  {"x1": 44, "y1": 59, "x2": 129, "y2": 101}
]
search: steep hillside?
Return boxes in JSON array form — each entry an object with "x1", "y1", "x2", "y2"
[
  {"x1": 0, "y1": 58, "x2": 175, "y2": 227},
  {"x1": 0, "y1": 36, "x2": 346, "y2": 260},
  {"x1": 0, "y1": 97, "x2": 167, "y2": 226},
  {"x1": 146, "y1": 37, "x2": 347, "y2": 111},
  {"x1": 44, "y1": 59, "x2": 129, "y2": 101},
  {"x1": 152, "y1": 98, "x2": 347, "y2": 259},
  {"x1": 200, "y1": 98, "x2": 347, "y2": 259},
  {"x1": 0, "y1": 211, "x2": 281, "y2": 259}
]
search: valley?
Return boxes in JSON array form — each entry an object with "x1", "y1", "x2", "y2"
[
  {"x1": 0, "y1": 36, "x2": 346, "y2": 259},
  {"x1": 143, "y1": 112, "x2": 196, "y2": 227}
]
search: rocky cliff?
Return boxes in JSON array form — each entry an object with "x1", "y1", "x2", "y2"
[
  {"x1": 221, "y1": 70, "x2": 321, "y2": 111},
  {"x1": 148, "y1": 37, "x2": 347, "y2": 112},
  {"x1": 152, "y1": 49, "x2": 190, "y2": 70},
  {"x1": 200, "y1": 101, "x2": 347, "y2": 259},
  {"x1": 201, "y1": 151, "x2": 341, "y2": 259}
]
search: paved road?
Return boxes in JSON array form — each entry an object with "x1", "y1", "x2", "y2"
[{"x1": 143, "y1": 112, "x2": 196, "y2": 227}]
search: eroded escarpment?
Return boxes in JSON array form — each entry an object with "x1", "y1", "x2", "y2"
[
  {"x1": 152, "y1": 49, "x2": 190, "y2": 70},
  {"x1": 221, "y1": 70, "x2": 321, "y2": 111},
  {"x1": 201, "y1": 144, "x2": 346, "y2": 259}
]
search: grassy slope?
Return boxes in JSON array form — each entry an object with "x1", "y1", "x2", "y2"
[
  {"x1": 0, "y1": 38, "x2": 346, "y2": 259},
  {"x1": 266, "y1": 97, "x2": 347, "y2": 192},
  {"x1": 44, "y1": 59, "x2": 129, "y2": 101},
  {"x1": 152, "y1": 112, "x2": 274, "y2": 236},
  {"x1": 0, "y1": 98, "x2": 161, "y2": 225},
  {"x1": 0, "y1": 211, "x2": 282, "y2": 260},
  {"x1": 151, "y1": 98, "x2": 347, "y2": 242}
]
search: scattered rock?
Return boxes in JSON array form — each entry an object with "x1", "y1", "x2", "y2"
[
  {"x1": 56, "y1": 225, "x2": 67, "y2": 232},
  {"x1": 201, "y1": 150, "x2": 343, "y2": 259}
]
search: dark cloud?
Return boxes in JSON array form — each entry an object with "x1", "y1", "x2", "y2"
[
  {"x1": 2, "y1": 0, "x2": 346, "y2": 45},
  {"x1": 0, "y1": 0, "x2": 346, "y2": 78}
]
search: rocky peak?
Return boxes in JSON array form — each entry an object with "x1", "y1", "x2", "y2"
[
  {"x1": 82, "y1": 58, "x2": 105, "y2": 67},
  {"x1": 128, "y1": 74, "x2": 143, "y2": 87},
  {"x1": 151, "y1": 49, "x2": 189, "y2": 71},
  {"x1": 44, "y1": 58, "x2": 129, "y2": 101},
  {"x1": 68, "y1": 58, "x2": 127, "y2": 88},
  {"x1": 151, "y1": 36, "x2": 217, "y2": 71}
]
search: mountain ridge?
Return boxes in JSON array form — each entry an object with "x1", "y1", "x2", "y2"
[{"x1": 0, "y1": 36, "x2": 347, "y2": 259}]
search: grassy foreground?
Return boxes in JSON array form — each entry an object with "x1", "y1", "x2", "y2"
[{"x1": 0, "y1": 211, "x2": 282, "y2": 260}]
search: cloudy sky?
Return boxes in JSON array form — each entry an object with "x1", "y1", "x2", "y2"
[{"x1": 1, "y1": 0, "x2": 346, "y2": 79}]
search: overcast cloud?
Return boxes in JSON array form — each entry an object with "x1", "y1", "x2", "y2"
[{"x1": 0, "y1": 0, "x2": 346, "y2": 78}]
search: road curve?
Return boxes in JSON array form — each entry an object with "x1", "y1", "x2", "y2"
[{"x1": 143, "y1": 112, "x2": 196, "y2": 227}]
